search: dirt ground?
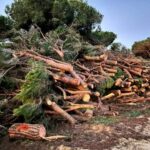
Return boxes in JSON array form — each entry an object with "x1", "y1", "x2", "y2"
[{"x1": 0, "y1": 102, "x2": 150, "y2": 150}]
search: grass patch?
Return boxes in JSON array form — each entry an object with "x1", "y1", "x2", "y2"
[
  {"x1": 142, "y1": 108, "x2": 150, "y2": 115},
  {"x1": 123, "y1": 110, "x2": 142, "y2": 118},
  {"x1": 90, "y1": 116, "x2": 119, "y2": 125}
]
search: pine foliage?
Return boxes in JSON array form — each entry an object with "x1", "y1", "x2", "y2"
[
  {"x1": 13, "y1": 103, "x2": 42, "y2": 122},
  {"x1": 15, "y1": 61, "x2": 49, "y2": 103},
  {"x1": 96, "y1": 77, "x2": 115, "y2": 95}
]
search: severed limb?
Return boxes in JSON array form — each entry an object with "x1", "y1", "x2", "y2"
[{"x1": 46, "y1": 97, "x2": 77, "y2": 125}]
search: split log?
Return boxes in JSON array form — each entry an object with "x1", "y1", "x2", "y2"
[
  {"x1": 8, "y1": 123, "x2": 46, "y2": 140},
  {"x1": 46, "y1": 98, "x2": 77, "y2": 125}
]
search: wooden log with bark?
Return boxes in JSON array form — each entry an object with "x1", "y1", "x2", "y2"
[
  {"x1": 8, "y1": 123, "x2": 46, "y2": 140},
  {"x1": 46, "y1": 98, "x2": 77, "y2": 125}
]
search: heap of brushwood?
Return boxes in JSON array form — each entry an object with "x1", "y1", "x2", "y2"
[{"x1": 0, "y1": 27, "x2": 150, "y2": 126}]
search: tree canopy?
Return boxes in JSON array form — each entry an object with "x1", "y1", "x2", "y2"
[
  {"x1": 132, "y1": 38, "x2": 150, "y2": 58},
  {"x1": 4, "y1": 0, "x2": 117, "y2": 46},
  {"x1": 88, "y1": 31, "x2": 117, "y2": 46},
  {"x1": 111, "y1": 42, "x2": 130, "y2": 54},
  {"x1": 6, "y1": 0, "x2": 102, "y2": 33},
  {"x1": 0, "y1": 15, "x2": 13, "y2": 34}
]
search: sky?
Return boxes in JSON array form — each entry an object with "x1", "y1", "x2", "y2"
[{"x1": 0, "y1": 0, "x2": 150, "y2": 48}]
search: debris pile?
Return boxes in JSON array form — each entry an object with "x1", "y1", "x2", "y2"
[{"x1": 0, "y1": 27, "x2": 150, "y2": 126}]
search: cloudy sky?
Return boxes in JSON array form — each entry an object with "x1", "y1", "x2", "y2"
[{"x1": 1, "y1": 0, "x2": 150, "y2": 48}]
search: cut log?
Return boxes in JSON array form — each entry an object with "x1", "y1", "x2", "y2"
[
  {"x1": 132, "y1": 85, "x2": 139, "y2": 92},
  {"x1": 145, "y1": 91, "x2": 150, "y2": 97},
  {"x1": 99, "y1": 66, "x2": 108, "y2": 76},
  {"x1": 84, "y1": 54, "x2": 108, "y2": 61},
  {"x1": 117, "y1": 92, "x2": 135, "y2": 98},
  {"x1": 101, "y1": 93, "x2": 115, "y2": 101},
  {"x1": 75, "y1": 62, "x2": 90, "y2": 72},
  {"x1": 53, "y1": 74, "x2": 80, "y2": 86},
  {"x1": 142, "y1": 83, "x2": 149, "y2": 88},
  {"x1": 115, "y1": 78, "x2": 123, "y2": 86},
  {"x1": 140, "y1": 88, "x2": 146, "y2": 93},
  {"x1": 19, "y1": 51, "x2": 73, "y2": 72},
  {"x1": 8, "y1": 123, "x2": 46, "y2": 140},
  {"x1": 142, "y1": 69, "x2": 149, "y2": 73},
  {"x1": 105, "y1": 60, "x2": 117, "y2": 65},
  {"x1": 119, "y1": 97, "x2": 150, "y2": 103},
  {"x1": 93, "y1": 91, "x2": 101, "y2": 97},
  {"x1": 66, "y1": 104, "x2": 95, "y2": 112},
  {"x1": 46, "y1": 98, "x2": 77, "y2": 125},
  {"x1": 82, "y1": 94, "x2": 91, "y2": 102},
  {"x1": 70, "y1": 70, "x2": 87, "y2": 88},
  {"x1": 121, "y1": 87, "x2": 132, "y2": 92},
  {"x1": 66, "y1": 89, "x2": 91, "y2": 95},
  {"x1": 107, "y1": 73, "x2": 115, "y2": 77},
  {"x1": 53, "y1": 47, "x2": 64, "y2": 59},
  {"x1": 123, "y1": 69, "x2": 133, "y2": 79},
  {"x1": 18, "y1": 51, "x2": 86, "y2": 87},
  {"x1": 84, "y1": 109, "x2": 93, "y2": 119},
  {"x1": 64, "y1": 94, "x2": 83, "y2": 101},
  {"x1": 129, "y1": 69, "x2": 142, "y2": 76},
  {"x1": 103, "y1": 68, "x2": 117, "y2": 73},
  {"x1": 112, "y1": 90, "x2": 121, "y2": 96},
  {"x1": 133, "y1": 68, "x2": 143, "y2": 74},
  {"x1": 123, "y1": 82, "x2": 132, "y2": 88}
]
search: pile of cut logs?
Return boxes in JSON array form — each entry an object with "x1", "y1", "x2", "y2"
[
  {"x1": 82, "y1": 51, "x2": 150, "y2": 103},
  {"x1": 15, "y1": 50, "x2": 150, "y2": 124}
]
